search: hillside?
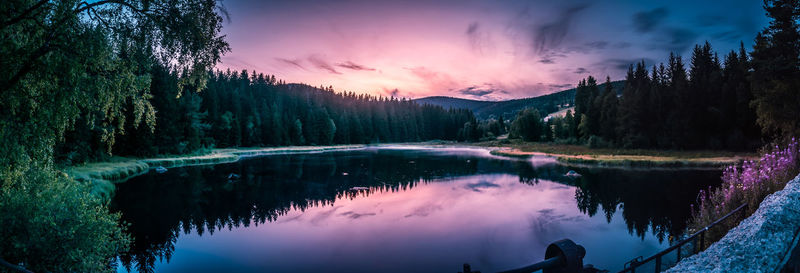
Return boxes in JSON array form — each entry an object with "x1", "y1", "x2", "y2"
[{"x1": 414, "y1": 80, "x2": 624, "y2": 120}]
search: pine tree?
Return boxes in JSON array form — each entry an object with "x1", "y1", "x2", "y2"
[
  {"x1": 750, "y1": 0, "x2": 800, "y2": 140},
  {"x1": 599, "y1": 77, "x2": 619, "y2": 142}
]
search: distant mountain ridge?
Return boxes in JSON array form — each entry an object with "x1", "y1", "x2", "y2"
[{"x1": 413, "y1": 80, "x2": 624, "y2": 120}]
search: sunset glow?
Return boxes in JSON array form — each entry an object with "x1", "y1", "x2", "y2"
[{"x1": 218, "y1": 0, "x2": 768, "y2": 100}]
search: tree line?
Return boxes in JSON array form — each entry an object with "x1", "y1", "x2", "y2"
[
  {"x1": 56, "y1": 64, "x2": 481, "y2": 163},
  {"x1": 510, "y1": 0, "x2": 799, "y2": 149},
  {"x1": 511, "y1": 40, "x2": 783, "y2": 150}
]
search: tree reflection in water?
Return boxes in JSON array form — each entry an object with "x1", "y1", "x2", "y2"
[{"x1": 111, "y1": 149, "x2": 720, "y2": 273}]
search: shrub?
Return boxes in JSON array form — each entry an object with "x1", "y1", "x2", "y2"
[
  {"x1": 587, "y1": 135, "x2": 612, "y2": 149},
  {"x1": 689, "y1": 138, "x2": 799, "y2": 246},
  {"x1": 0, "y1": 169, "x2": 130, "y2": 272}
]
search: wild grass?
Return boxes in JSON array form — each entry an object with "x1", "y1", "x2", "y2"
[
  {"x1": 476, "y1": 139, "x2": 755, "y2": 158},
  {"x1": 688, "y1": 138, "x2": 799, "y2": 248},
  {"x1": 65, "y1": 158, "x2": 150, "y2": 182},
  {"x1": 63, "y1": 145, "x2": 368, "y2": 199},
  {"x1": 481, "y1": 139, "x2": 754, "y2": 168}
]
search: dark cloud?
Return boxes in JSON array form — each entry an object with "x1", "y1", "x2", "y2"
[
  {"x1": 309, "y1": 205, "x2": 342, "y2": 225},
  {"x1": 653, "y1": 28, "x2": 698, "y2": 53},
  {"x1": 275, "y1": 58, "x2": 305, "y2": 69},
  {"x1": 530, "y1": 4, "x2": 590, "y2": 55},
  {"x1": 692, "y1": 13, "x2": 763, "y2": 43},
  {"x1": 574, "y1": 67, "x2": 589, "y2": 74},
  {"x1": 307, "y1": 55, "x2": 341, "y2": 74},
  {"x1": 336, "y1": 61, "x2": 376, "y2": 71},
  {"x1": 466, "y1": 21, "x2": 494, "y2": 54},
  {"x1": 466, "y1": 21, "x2": 479, "y2": 35},
  {"x1": 614, "y1": 42, "x2": 632, "y2": 49},
  {"x1": 559, "y1": 41, "x2": 609, "y2": 55},
  {"x1": 465, "y1": 181, "x2": 500, "y2": 192},
  {"x1": 633, "y1": 7, "x2": 669, "y2": 33},
  {"x1": 458, "y1": 86, "x2": 499, "y2": 97},
  {"x1": 339, "y1": 211, "x2": 376, "y2": 219},
  {"x1": 404, "y1": 204, "x2": 443, "y2": 218},
  {"x1": 712, "y1": 30, "x2": 743, "y2": 42},
  {"x1": 600, "y1": 58, "x2": 657, "y2": 71},
  {"x1": 466, "y1": 21, "x2": 482, "y2": 52},
  {"x1": 548, "y1": 83, "x2": 573, "y2": 89},
  {"x1": 539, "y1": 58, "x2": 555, "y2": 64},
  {"x1": 583, "y1": 41, "x2": 608, "y2": 50},
  {"x1": 381, "y1": 87, "x2": 400, "y2": 97}
]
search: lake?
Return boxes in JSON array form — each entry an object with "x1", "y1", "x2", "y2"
[{"x1": 111, "y1": 147, "x2": 721, "y2": 273}]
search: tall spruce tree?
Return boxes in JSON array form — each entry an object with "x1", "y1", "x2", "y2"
[{"x1": 750, "y1": 0, "x2": 800, "y2": 140}]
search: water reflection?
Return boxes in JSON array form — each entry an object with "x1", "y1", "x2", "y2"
[{"x1": 112, "y1": 148, "x2": 720, "y2": 273}]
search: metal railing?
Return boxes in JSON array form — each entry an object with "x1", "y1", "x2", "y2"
[
  {"x1": 618, "y1": 203, "x2": 748, "y2": 273},
  {"x1": 461, "y1": 202, "x2": 750, "y2": 273}
]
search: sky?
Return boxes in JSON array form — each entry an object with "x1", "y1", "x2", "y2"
[{"x1": 217, "y1": 0, "x2": 770, "y2": 101}]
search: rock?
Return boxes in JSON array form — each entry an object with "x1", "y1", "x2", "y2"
[
  {"x1": 565, "y1": 170, "x2": 581, "y2": 177},
  {"x1": 226, "y1": 174, "x2": 240, "y2": 184},
  {"x1": 666, "y1": 174, "x2": 800, "y2": 272}
]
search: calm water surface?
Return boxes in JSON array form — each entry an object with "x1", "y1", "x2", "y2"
[{"x1": 112, "y1": 147, "x2": 721, "y2": 273}]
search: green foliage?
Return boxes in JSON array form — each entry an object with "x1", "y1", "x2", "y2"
[
  {"x1": 58, "y1": 71, "x2": 482, "y2": 160},
  {"x1": 0, "y1": 169, "x2": 130, "y2": 272},
  {"x1": 553, "y1": 41, "x2": 761, "y2": 150},
  {"x1": 577, "y1": 114, "x2": 591, "y2": 140},
  {"x1": 509, "y1": 108, "x2": 544, "y2": 142},
  {"x1": 1, "y1": 0, "x2": 230, "y2": 179},
  {"x1": 0, "y1": 0, "x2": 230, "y2": 270},
  {"x1": 750, "y1": 0, "x2": 800, "y2": 140}
]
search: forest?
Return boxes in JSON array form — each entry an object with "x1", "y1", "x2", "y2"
[
  {"x1": 56, "y1": 65, "x2": 479, "y2": 164},
  {"x1": 506, "y1": 0, "x2": 800, "y2": 149},
  {"x1": 512, "y1": 30, "x2": 799, "y2": 151},
  {"x1": 1, "y1": 0, "x2": 799, "y2": 272}
]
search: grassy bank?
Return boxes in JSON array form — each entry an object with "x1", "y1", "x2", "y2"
[
  {"x1": 474, "y1": 139, "x2": 755, "y2": 169},
  {"x1": 63, "y1": 145, "x2": 366, "y2": 197}
]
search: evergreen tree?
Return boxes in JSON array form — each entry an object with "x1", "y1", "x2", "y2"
[
  {"x1": 599, "y1": 77, "x2": 619, "y2": 142},
  {"x1": 750, "y1": 0, "x2": 800, "y2": 140},
  {"x1": 510, "y1": 108, "x2": 544, "y2": 142}
]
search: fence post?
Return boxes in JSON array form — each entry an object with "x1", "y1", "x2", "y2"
[
  {"x1": 699, "y1": 232, "x2": 705, "y2": 251},
  {"x1": 655, "y1": 256, "x2": 661, "y2": 273}
]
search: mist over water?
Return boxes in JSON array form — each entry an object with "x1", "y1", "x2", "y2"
[{"x1": 112, "y1": 148, "x2": 720, "y2": 273}]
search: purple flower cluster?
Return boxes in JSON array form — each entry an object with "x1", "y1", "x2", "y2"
[{"x1": 692, "y1": 138, "x2": 799, "y2": 232}]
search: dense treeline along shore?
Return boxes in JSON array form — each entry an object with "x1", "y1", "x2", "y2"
[
  {"x1": 508, "y1": 42, "x2": 762, "y2": 151},
  {"x1": 57, "y1": 65, "x2": 478, "y2": 165},
  {"x1": 1, "y1": 0, "x2": 799, "y2": 272}
]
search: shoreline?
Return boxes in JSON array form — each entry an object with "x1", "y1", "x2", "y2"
[
  {"x1": 65, "y1": 141, "x2": 755, "y2": 197},
  {"x1": 487, "y1": 148, "x2": 750, "y2": 169},
  {"x1": 64, "y1": 145, "x2": 366, "y2": 197},
  {"x1": 473, "y1": 140, "x2": 756, "y2": 169}
]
